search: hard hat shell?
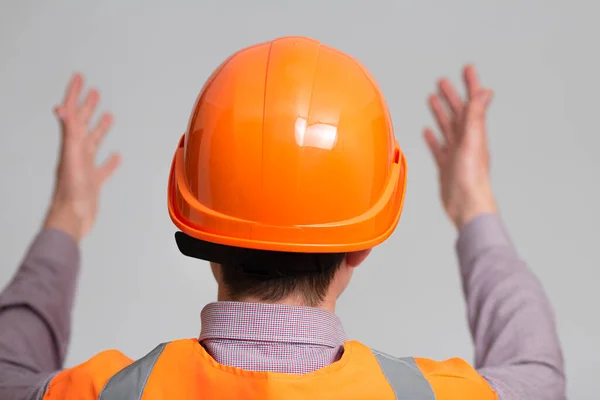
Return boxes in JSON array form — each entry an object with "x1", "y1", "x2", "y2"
[{"x1": 168, "y1": 36, "x2": 407, "y2": 253}]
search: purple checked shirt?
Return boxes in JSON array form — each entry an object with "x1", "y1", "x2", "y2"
[
  {"x1": 0, "y1": 214, "x2": 566, "y2": 399},
  {"x1": 200, "y1": 302, "x2": 348, "y2": 374}
]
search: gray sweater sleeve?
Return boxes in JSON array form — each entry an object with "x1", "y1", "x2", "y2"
[
  {"x1": 457, "y1": 214, "x2": 566, "y2": 399},
  {"x1": 0, "y1": 229, "x2": 79, "y2": 400}
]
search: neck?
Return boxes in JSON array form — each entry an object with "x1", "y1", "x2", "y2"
[{"x1": 217, "y1": 285, "x2": 337, "y2": 313}]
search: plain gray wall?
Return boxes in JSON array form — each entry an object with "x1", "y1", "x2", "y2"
[{"x1": 0, "y1": 1, "x2": 597, "y2": 398}]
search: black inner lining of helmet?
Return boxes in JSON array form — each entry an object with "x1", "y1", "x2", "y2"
[{"x1": 174, "y1": 231, "x2": 345, "y2": 280}]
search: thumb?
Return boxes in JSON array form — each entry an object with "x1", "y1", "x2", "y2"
[
  {"x1": 97, "y1": 152, "x2": 122, "y2": 185},
  {"x1": 54, "y1": 105, "x2": 68, "y2": 134},
  {"x1": 54, "y1": 105, "x2": 68, "y2": 120}
]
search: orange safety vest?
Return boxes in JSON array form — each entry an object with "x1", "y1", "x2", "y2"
[{"x1": 42, "y1": 339, "x2": 497, "y2": 399}]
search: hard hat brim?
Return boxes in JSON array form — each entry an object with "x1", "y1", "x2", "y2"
[{"x1": 168, "y1": 134, "x2": 407, "y2": 253}]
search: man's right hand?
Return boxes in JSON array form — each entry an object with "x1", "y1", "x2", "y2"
[
  {"x1": 424, "y1": 65, "x2": 498, "y2": 229},
  {"x1": 43, "y1": 73, "x2": 121, "y2": 242}
]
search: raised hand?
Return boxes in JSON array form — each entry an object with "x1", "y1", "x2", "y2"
[
  {"x1": 43, "y1": 73, "x2": 121, "y2": 241},
  {"x1": 424, "y1": 65, "x2": 498, "y2": 229}
]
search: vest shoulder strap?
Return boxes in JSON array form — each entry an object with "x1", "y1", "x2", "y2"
[
  {"x1": 369, "y1": 348, "x2": 436, "y2": 400},
  {"x1": 98, "y1": 343, "x2": 167, "y2": 400},
  {"x1": 370, "y1": 347, "x2": 498, "y2": 399}
]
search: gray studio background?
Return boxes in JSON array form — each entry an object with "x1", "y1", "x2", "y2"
[{"x1": 0, "y1": 1, "x2": 597, "y2": 398}]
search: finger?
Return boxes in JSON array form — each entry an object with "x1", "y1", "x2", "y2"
[
  {"x1": 462, "y1": 89, "x2": 492, "y2": 140},
  {"x1": 463, "y1": 65, "x2": 481, "y2": 101},
  {"x1": 438, "y1": 78, "x2": 464, "y2": 116},
  {"x1": 428, "y1": 95, "x2": 453, "y2": 144},
  {"x1": 89, "y1": 113, "x2": 114, "y2": 148},
  {"x1": 423, "y1": 128, "x2": 444, "y2": 167},
  {"x1": 63, "y1": 73, "x2": 84, "y2": 112},
  {"x1": 78, "y1": 88, "x2": 99, "y2": 125},
  {"x1": 97, "y1": 152, "x2": 121, "y2": 185}
]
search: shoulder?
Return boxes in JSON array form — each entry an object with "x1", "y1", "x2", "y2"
[
  {"x1": 412, "y1": 356, "x2": 497, "y2": 394},
  {"x1": 361, "y1": 344, "x2": 497, "y2": 400},
  {"x1": 42, "y1": 349, "x2": 133, "y2": 399},
  {"x1": 41, "y1": 340, "x2": 200, "y2": 399}
]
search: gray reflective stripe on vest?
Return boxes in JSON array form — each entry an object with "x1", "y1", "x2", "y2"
[
  {"x1": 98, "y1": 343, "x2": 167, "y2": 400},
  {"x1": 371, "y1": 349, "x2": 436, "y2": 399},
  {"x1": 96, "y1": 343, "x2": 433, "y2": 399}
]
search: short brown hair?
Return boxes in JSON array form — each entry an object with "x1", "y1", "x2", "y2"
[{"x1": 220, "y1": 252, "x2": 346, "y2": 307}]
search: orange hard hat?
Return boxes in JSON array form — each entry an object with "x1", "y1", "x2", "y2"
[{"x1": 168, "y1": 36, "x2": 407, "y2": 255}]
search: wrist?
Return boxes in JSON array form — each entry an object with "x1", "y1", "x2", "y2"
[
  {"x1": 43, "y1": 202, "x2": 84, "y2": 242},
  {"x1": 453, "y1": 186, "x2": 498, "y2": 230}
]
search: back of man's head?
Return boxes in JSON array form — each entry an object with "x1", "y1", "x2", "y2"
[{"x1": 167, "y1": 37, "x2": 407, "y2": 305}]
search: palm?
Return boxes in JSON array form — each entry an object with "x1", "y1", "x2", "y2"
[{"x1": 51, "y1": 73, "x2": 120, "y2": 238}]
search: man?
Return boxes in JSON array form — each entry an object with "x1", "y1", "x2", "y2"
[{"x1": 0, "y1": 37, "x2": 565, "y2": 399}]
